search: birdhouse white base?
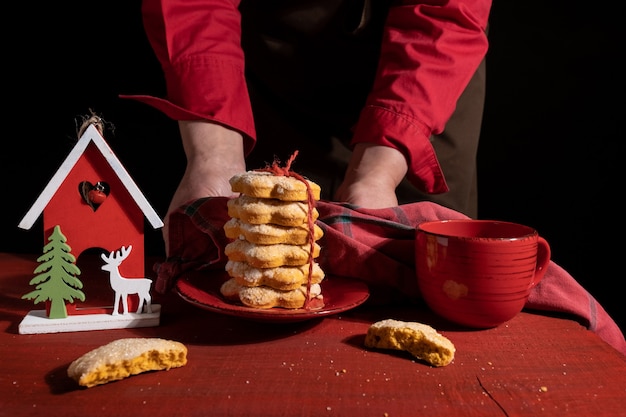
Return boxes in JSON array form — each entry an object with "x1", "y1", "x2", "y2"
[{"x1": 18, "y1": 304, "x2": 161, "y2": 334}]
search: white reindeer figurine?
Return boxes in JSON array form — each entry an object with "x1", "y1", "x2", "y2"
[{"x1": 101, "y1": 245, "x2": 153, "y2": 315}]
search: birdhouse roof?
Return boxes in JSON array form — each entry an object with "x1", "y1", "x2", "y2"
[{"x1": 18, "y1": 124, "x2": 164, "y2": 230}]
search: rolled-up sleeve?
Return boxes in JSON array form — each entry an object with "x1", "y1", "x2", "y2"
[
  {"x1": 121, "y1": 0, "x2": 256, "y2": 154},
  {"x1": 352, "y1": 0, "x2": 491, "y2": 194}
]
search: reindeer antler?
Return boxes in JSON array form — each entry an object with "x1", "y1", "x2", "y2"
[{"x1": 102, "y1": 245, "x2": 133, "y2": 264}]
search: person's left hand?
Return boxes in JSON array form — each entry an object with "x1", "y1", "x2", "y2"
[{"x1": 334, "y1": 143, "x2": 406, "y2": 208}]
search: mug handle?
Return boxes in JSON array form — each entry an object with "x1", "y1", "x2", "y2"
[{"x1": 530, "y1": 237, "x2": 551, "y2": 288}]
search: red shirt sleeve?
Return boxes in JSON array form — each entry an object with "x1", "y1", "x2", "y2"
[
  {"x1": 121, "y1": 0, "x2": 257, "y2": 155},
  {"x1": 352, "y1": 0, "x2": 491, "y2": 194}
]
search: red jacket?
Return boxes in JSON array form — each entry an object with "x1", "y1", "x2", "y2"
[{"x1": 123, "y1": 0, "x2": 491, "y2": 195}]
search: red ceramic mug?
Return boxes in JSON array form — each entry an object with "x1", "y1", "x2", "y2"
[{"x1": 415, "y1": 219, "x2": 551, "y2": 328}]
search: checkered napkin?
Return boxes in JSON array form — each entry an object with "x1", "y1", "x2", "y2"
[{"x1": 155, "y1": 197, "x2": 625, "y2": 355}]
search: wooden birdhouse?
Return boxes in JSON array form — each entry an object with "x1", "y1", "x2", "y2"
[{"x1": 17, "y1": 119, "x2": 164, "y2": 333}]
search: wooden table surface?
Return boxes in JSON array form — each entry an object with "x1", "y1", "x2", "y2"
[{"x1": 1, "y1": 252, "x2": 624, "y2": 417}]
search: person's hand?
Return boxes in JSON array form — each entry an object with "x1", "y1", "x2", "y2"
[
  {"x1": 163, "y1": 121, "x2": 246, "y2": 255},
  {"x1": 334, "y1": 143, "x2": 407, "y2": 208}
]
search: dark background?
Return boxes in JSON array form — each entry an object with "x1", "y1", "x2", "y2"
[{"x1": 3, "y1": 3, "x2": 623, "y2": 331}]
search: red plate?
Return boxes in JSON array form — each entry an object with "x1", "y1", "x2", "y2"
[{"x1": 175, "y1": 271, "x2": 370, "y2": 323}]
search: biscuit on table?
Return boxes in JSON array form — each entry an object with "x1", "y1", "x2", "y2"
[
  {"x1": 224, "y1": 217, "x2": 323, "y2": 245},
  {"x1": 224, "y1": 239, "x2": 321, "y2": 269},
  {"x1": 364, "y1": 319, "x2": 455, "y2": 367},
  {"x1": 226, "y1": 260, "x2": 325, "y2": 291},
  {"x1": 229, "y1": 170, "x2": 321, "y2": 201},
  {"x1": 227, "y1": 195, "x2": 319, "y2": 227},
  {"x1": 220, "y1": 277, "x2": 323, "y2": 309},
  {"x1": 67, "y1": 338, "x2": 187, "y2": 387}
]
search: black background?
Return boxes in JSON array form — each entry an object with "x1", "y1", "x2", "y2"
[{"x1": 3, "y1": 2, "x2": 623, "y2": 331}]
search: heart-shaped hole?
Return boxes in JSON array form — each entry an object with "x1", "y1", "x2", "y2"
[{"x1": 79, "y1": 181, "x2": 110, "y2": 211}]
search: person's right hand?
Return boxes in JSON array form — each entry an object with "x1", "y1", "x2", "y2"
[{"x1": 163, "y1": 121, "x2": 246, "y2": 256}]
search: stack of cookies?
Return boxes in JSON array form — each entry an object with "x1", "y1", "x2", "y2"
[{"x1": 220, "y1": 170, "x2": 325, "y2": 309}]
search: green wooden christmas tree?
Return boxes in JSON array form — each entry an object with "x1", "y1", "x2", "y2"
[{"x1": 22, "y1": 225, "x2": 85, "y2": 318}]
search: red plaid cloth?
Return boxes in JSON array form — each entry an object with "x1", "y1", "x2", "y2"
[{"x1": 155, "y1": 197, "x2": 626, "y2": 355}]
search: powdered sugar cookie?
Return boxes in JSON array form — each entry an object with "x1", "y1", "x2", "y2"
[
  {"x1": 224, "y1": 239, "x2": 321, "y2": 269},
  {"x1": 227, "y1": 195, "x2": 319, "y2": 227},
  {"x1": 364, "y1": 319, "x2": 455, "y2": 367},
  {"x1": 223, "y1": 217, "x2": 323, "y2": 245},
  {"x1": 226, "y1": 260, "x2": 325, "y2": 291},
  {"x1": 229, "y1": 170, "x2": 321, "y2": 201},
  {"x1": 220, "y1": 277, "x2": 323, "y2": 309},
  {"x1": 67, "y1": 338, "x2": 187, "y2": 387}
]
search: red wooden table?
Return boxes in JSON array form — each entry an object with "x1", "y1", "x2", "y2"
[{"x1": 1, "y1": 252, "x2": 624, "y2": 417}]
